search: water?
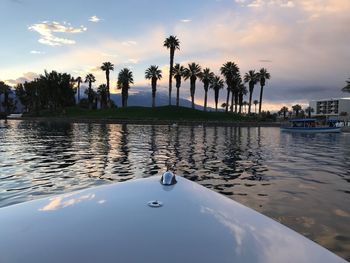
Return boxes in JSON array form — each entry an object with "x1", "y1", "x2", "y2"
[{"x1": 0, "y1": 120, "x2": 349, "y2": 260}]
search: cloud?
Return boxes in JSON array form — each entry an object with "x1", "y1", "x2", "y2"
[
  {"x1": 30, "y1": 50, "x2": 45, "y2": 55},
  {"x1": 171, "y1": 0, "x2": 350, "y2": 108},
  {"x1": 126, "y1": 58, "x2": 139, "y2": 64},
  {"x1": 259, "y1": 59, "x2": 272, "y2": 63},
  {"x1": 4, "y1": 0, "x2": 349, "y2": 111},
  {"x1": 180, "y1": 19, "x2": 192, "y2": 23},
  {"x1": 243, "y1": 0, "x2": 295, "y2": 8},
  {"x1": 89, "y1": 15, "x2": 101, "y2": 23},
  {"x1": 281, "y1": 1, "x2": 295, "y2": 8},
  {"x1": 247, "y1": 0, "x2": 264, "y2": 7},
  {"x1": 28, "y1": 21, "x2": 87, "y2": 46},
  {"x1": 101, "y1": 52, "x2": 118, "y2": 58},
  {"x1": 122, "y1": 40, "x2": 137, "y2": 46},
  {"x1": 5, "y1": 72, "x2": 39, "y2": 86}
]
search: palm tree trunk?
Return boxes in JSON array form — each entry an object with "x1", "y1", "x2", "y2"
[
  {"x1": 168, "y1": 49, "x2": 175, "y2": 106},
  {"x1": 122, "y1": 90, "x2": 125, "y2": 108},
  {"x1": 152, "y1": 85, "x2": 156, "y2": 108},
  {"x1": 204, "y1": 91, "x2": 208, "y2": 111},
  {"x1": 4, "y1": 90, "x2": 8, "y2": 114},
  {"x1": 230, "y1": 90, "x2": 234, "y2": 113},
  {"x1": 106, "y1": 72, "x2": 110, "y2": 107},
  {"x1": 88, "y1": 83, "x2": 92, "y2": 110},
  {"x1": 234, "y1": 91, "x2": 239, "y2": 113},
  {"x1": 248, "y1": 91, "x2": 253, "y2": 114},
  {"x1": 191, "y1": 80, "x2": 195, "y2": 109},
  {"x1": 259, "y1": 85, "x2": 264, "y2": 114},
  {"x1": 176, "y1": 86, "x2": 180, "y2": 107},
  {"x1": 239, "y1": 94, "x2": 243, "y2": 114},
  {"x1": 77, "y1": 84, "x2": 80, "y2": 104},
  {"x1": 225, "y1": 89, "x2": 230, "y2": 113}
]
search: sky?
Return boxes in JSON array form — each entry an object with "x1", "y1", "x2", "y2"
[{"x1": 0, "y1": 0, "x2": 349, "y2": 111}]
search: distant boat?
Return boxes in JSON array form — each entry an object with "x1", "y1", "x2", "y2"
[
  {"x1": 0, "y1": 174, "x2": 347, "y2": 262},
  {"x1": 281, "y1": 118, "x2": 341, "y2": 133},
  {"x1": 7, "y1": 113, "x2": 22, "y2": 119}
]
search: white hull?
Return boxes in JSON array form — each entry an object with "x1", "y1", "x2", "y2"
[
  {"x1": 6, "y1": 113, "x2": 22, "y2": 119},
  {"x1": 281, "y1": 127, "x2": 341, "y2": 133},
  {"x1": 0, "y1": 176, "x2": 346, "y2": 263}
]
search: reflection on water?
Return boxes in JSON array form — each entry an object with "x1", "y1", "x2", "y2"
[
  {"x1": 39, "y1": 193, "x2": 96, "y2": 211},
  {"x1": 0, "y1": 120, "x2": 349, "y2": 260}
]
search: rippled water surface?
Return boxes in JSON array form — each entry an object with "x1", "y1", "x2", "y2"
[{"x1": 1, "y1": 120, "x2": 349, "y2": 260}]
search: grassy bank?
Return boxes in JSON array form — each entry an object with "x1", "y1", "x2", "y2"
[
  {"x1": 20, "y1": 106, "x2": 278, "y2": 126},
  {"x1": 67, "y1": 106, "x2": 250, "y2": 121}
]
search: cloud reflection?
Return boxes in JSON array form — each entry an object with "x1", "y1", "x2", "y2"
[{"x1": 39, "y1": 193, "x2": 95, "y2": 211}]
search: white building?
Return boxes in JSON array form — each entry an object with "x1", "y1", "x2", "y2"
[{"x1": 309, "y1": 98, "x2": 350, "y2": 117}]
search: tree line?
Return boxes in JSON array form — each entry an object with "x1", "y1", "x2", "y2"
[
  {"x1": 278, "y1": 104, "x2": 315, "y2": 119},
  {"x1": 162, "y1": 36, "x2": 271, "y2": 113},
  {"x1": 1, "y1": 35, "x2": 272, "y2": 114}
]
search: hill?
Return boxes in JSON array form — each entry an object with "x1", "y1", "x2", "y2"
[{"x1": 109, "y1": 90, "x2": 212, "y2": 110}]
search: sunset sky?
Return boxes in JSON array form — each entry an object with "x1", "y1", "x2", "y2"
[{"x1": 0, "y1": 0, "x2": 349, "y2": 110}]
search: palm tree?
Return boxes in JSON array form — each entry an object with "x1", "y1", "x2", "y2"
[
  {"x1": 0, "y1": 81, "x2": 12, "y2": 113},
  {"x1": 164, "y1": 35, "x2": 180, "y2": 106},
  {"x1": 292, "y1": 104, "x2": 302, "y2": 117},
  {"x1": 305, "y1": 106, "x2": 314, "y2": 118},
  {"x1": 75, "y1": 76, "x2": 82, "y2": 103},
  {"x1": 232, "y1": 74, "x2": 242, "y2": 113},
  {"x1": 117, "y1": 68, "x2": 134, "y2": 108},
  {"x1": 220, "y1": 62, "x2": 239, "y2": 113},
  {"x1": 244, "y1": 70, "x2": 258, "y2": 114},
  {"x1": 0, "y1": 81, "x2": 5, "y2": 112},
  {"x1": 253, "y1": 100, "x2": 259, "y2": 113},
  {"x1": 342, "y1": 78, "x2": 350, "y2": 93},
  {"x1": 199, "y1": 68, "x2": 214, "y2": 111},
  {"x1": 145, "y1": 65, "x2": 162, "y2": 108},
  {"x1": 97, "y1": 84, "x2": 108, "y2": 109},
  {"x1": 257, "y1": 68, "x2": 271, "y2": 114},
  {"x1": 172, "y1": 63, "x2": 185, "y2": 107},
  {"x1": 85, "y1": 73, "x2": 96, "y2": 109},
  {"x1": 280, "y1": 106, "x2": 289, "y2": 119},
  {"x1": 184, "y1": 63, "x2": 202, "y2": 109},
  {"x1": 210, "y1": 75, "x2": 224, "y2": 112},
  {"x1": 238, "y1": 83, "x2": 247, "y2": 114},
  {"x1": 85, "y1": 88, "x2": 98, "y2": 109},
  {"x1": 100, "y1": 62, "x2": 114, "y2": 107}
]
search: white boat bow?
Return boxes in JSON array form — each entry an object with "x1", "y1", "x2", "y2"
[{"x1": 0, "y1": 175, "x2": 347, "y2": 263}]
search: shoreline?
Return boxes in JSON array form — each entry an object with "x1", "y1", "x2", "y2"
[{"x1": 3, "y1": 117, "x2": 281, "y2": 127}]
